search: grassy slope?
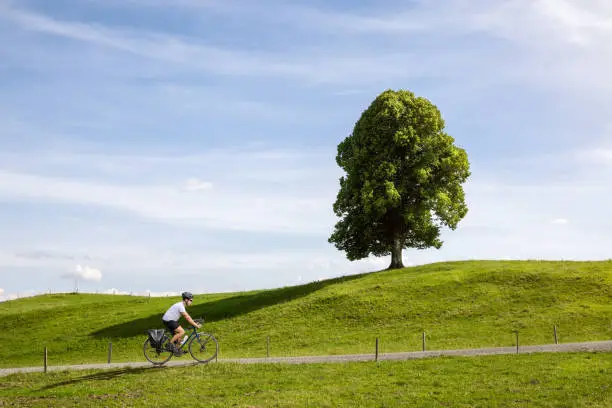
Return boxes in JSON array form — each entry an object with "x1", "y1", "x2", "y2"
[
  {"x1": 1, "y1": 353, "x2": 610, "y2": 407},
  {"x1": 1, "y1": 260, "x2": 611, "y2": 368}
]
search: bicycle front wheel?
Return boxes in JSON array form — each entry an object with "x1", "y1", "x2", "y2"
[
  {"x1": 143, "y1": 337, "x2": 173, "y2": 365},
  {"x1": 188, "y1": 332, "x2": 218, "y2": 363}
]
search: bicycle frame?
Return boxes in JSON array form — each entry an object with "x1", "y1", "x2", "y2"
[
  {"x1": 144, "y1": 317, "x2": 218, "y2": 365},
  {"x1": 174, "y1": 325, "x2": 199, "y2": 351}
]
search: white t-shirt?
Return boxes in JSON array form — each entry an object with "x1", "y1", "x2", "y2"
[{"x1": 162, "y1": 301, "x2": 186, "y2": 322}]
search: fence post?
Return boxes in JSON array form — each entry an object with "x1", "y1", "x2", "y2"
[
  {"x1": 515, "y1": 331, "x2": 519, "y2": 354},
  {"x1": 375, "y1": 338, "x2": 379, "y2": 362},
  {"x1": 422, "y1": 332, "x2": 426, "y2": 351},
  {"x1": 108, "y1": 342, "x2": 112, "y2": 364},
  {"x1": 44, "y1": 347, "x2": 48, "y2": 373},
  {"x1": 554, "y1": 325, "x2": 558, "y2": 344}
]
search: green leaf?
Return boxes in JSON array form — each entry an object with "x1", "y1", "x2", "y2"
[{"x1": 329, "y1": 89, "x2": 471, "y2": 269}]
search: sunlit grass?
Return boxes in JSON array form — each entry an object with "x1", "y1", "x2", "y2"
[
  {"x1": 1, "y1": 260, "x2": 610, "y2": 368},
  {"x1": 1, "y1": 352, "x2": 610, "y2": 407}
]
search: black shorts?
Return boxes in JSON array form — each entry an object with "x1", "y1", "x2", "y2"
[{"x1": 163, "y1": 319, "x2": 180, "y2": 333}]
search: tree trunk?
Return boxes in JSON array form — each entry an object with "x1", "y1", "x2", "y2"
[{"x1": 388, "y1": 236, "x2": 404, "y2": 269}]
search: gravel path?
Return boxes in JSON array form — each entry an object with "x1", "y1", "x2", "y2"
[{"x1": 1, "y1": 340, "x2": 610, "y2": 377}]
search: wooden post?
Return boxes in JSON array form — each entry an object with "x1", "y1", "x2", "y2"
[
  {"x1": 108, "y1": 342, "x2": 112, "y2": 364},
  {"x1": 375, "y1": 338, "x2": 379, "y2": 362},
  {"x1": 44, "y1": 347, "x2": 48, "y2": 373},
  {"x1": 422, "y1": 332, "x2": 426, "y2": 351},
  {"x1": 554, "y1": 325, "x2": 558, "y2": 344},
  {"x1": 266, "y1": 336, "x2": 270, "y2": 358},
  {"x1": 515, "y1": 331, "x2": 519, "y2": 354}
]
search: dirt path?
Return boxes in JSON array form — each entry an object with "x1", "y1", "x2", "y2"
[{"x1": 1, "y1": 340, "x2": 610, "y2": 377}]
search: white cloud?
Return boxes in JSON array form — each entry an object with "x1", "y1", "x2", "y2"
[
  {"x1": 1, "y1": 145, "x2": 611, "y2": 277},
  {"x1": 2, "y1": 0, "x2": 610, "y2": 93},
  {"x1": 457, "y1": 0, "x2": 610, "y2": 44},
  {"x1": 551, "y1": 218, "x2": 569, "y2": 225},
  {"x1": 0, "y1": 170, "x2": 333, "y2": 233},
  {"x1": 0, "y1": 7, "x2": 413, "y2": 85},
  {"x1": 2, "y1": 0, "x2": 612, "y2": 297},
  {"x1": 577, "y1": 148, "x2": 612, "y2": 163},
  {"x1": 183, "y1": 178, "x2": 213, "y2": 191},
  {"x1": 0, "y1": 288, "x2": 4, "y2": 295},
  {"x1": 100, "y1": 0, "x2": 612, "y2": 46},
  {"x1": 63, "y1": 265, "x2": 103, "y2": 282},
  {"x1": 0, "y1": 148, "x2": 337, "y2": 234},
  {"x1": 0, "y1": 245, "x2": 401, "y2": 286}
]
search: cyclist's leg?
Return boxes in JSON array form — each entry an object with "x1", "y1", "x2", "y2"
[
  {"x1": 163, "y1": 320, "x2": 182, "y2": 347},
  {"x1": 172, "y1": 325, "x2": 185, "y2": 345}
]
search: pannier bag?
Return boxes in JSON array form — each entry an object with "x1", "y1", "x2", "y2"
[{"x1": 148, "y1": 329, "x2": 166, "y2": 348}]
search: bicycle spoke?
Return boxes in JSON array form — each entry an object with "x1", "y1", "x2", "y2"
[
  {"x1": 143, "y1": 338, "x2": 173, "y2": 365},
  {"x1": 188, "y1": 332, "x2": 218, "y2": 363}
]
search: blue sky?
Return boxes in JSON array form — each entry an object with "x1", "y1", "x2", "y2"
[{"x1": 1, "y1": 0, "x2": 612, "y2": 300}]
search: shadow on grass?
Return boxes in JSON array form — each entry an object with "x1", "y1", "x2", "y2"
[
  {"x1": 91, "y1": 273, "x2": 369, "y2": 340},
  {"x1": 37, "y1": 365, "x2": 188, "y2": 391}
]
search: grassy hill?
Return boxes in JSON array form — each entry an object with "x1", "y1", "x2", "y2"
[{"x1": 1, "y1": 260, "x2": 611, "y2": 368}]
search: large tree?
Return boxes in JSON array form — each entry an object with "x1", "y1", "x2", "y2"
[{"x1": 329, "y1": 89, "x2": 470, "y2": 269}]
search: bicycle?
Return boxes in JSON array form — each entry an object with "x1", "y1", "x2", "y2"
[{"x1": 143, "y1": 318, "x2": 218, "y2": 365}]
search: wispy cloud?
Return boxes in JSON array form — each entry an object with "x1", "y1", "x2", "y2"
[
  {"x1": 2, "y1": 0, "x2": 612, "y2": 298},
  {"x1": 551, "y1": 218, "x2": 569, "y2": 225},
  {"x1": 92, "y1": 0, "x2": 612, "y2": 44},
  {"x1": 0, "y1": 246, "x2": 388, "y2": 275},
  {"x1": 479, "y1": 0, "x2": 612, "y2": 46},
  {"x1": 2, "y1": 146, "x2": 611, "y2": 271},
  {"x1": 183, "y1": 178, "x2": 213, "y2": 192},
  {"x1": 0, "y1": 148, "x2": 338, "y2": 234},
  {"x1": 0, "y1": 6, "x2": 416, "y2": 85},
  {"x1": 577, "y1": 148, "x2": 612, "y2": 163},
  {"x1": 2, "y1": 7, "x2": 259, "y2": 71},
  {"x1": 0, "y1": 170, "x2": 333, "y2": 233},
  {"x1": 0, "y1": 148, "x2": 333, "y2": 183},
  {"x1": 4, "y1": 0, "x2": 610, "y2": 98},
  {"x1": 3, "y1": 0, "x2": 610, "y2": 98}
]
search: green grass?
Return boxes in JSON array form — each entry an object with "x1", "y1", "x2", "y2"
[
  {"x1": 1, "y1": 352, "x2": 610, "y2": 407},
  {"x1": 1, "y1": 260, "x2": 611, "y2": 368}
]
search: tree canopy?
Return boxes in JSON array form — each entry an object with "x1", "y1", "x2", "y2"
[{"x1": 328, "y1": 89, "x2": 470, "y2": 269}]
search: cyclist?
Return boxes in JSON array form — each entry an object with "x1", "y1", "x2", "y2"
[{"x1": 162, "y1": 291, "x2": 201, "y2": 354}]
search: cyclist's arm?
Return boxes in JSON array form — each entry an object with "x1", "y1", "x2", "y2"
[{"x1": 181, "y1": 311, "x2": 201, "y2": 328}]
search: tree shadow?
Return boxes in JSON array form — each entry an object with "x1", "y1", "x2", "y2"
[
  {"x1": 91, "y1": 272, "x2": 369, "y2": 340},
  {"x1": 38, "y1": 367, "x2": 148, "y2": 391},
  {"x1": 37, "y1": 364, "x2": 189, "y2": 391}
]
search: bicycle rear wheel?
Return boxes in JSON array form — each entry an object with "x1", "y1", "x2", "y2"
[
  {"x1": 143, "y1": 337, "x2": 173, "y2": 365},
  {"x1": 188, "y1": 332, "x2": 218, "y2": 363}
]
